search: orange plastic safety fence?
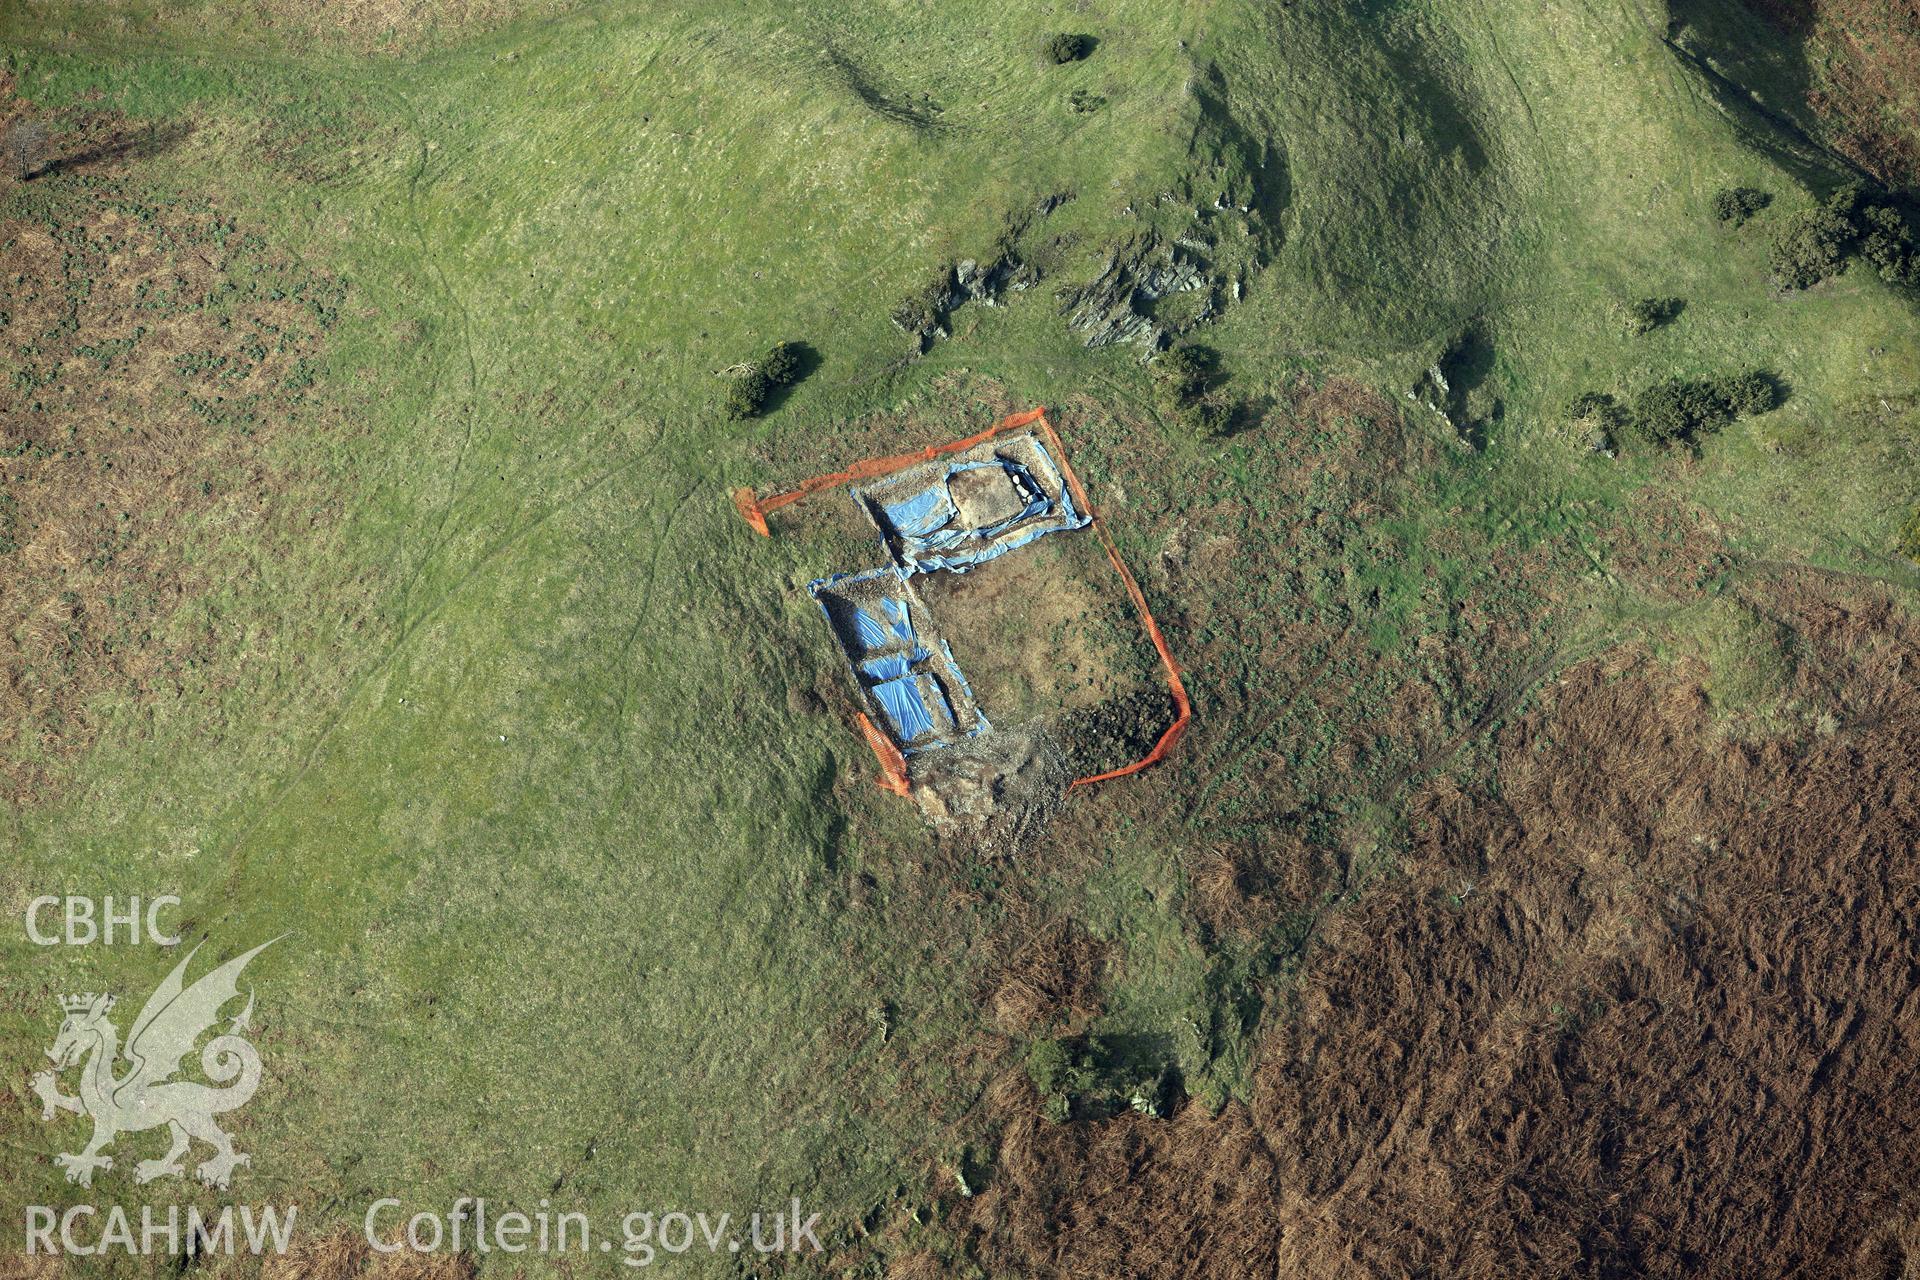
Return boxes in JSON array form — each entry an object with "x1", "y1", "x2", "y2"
[
  {"x1": 855, "y1": 712, "x2": 913, "y2": 796},
  {"x1": 736, "y1": 407, "x2": 1049, "y2": 535},
  {"x1": 736, "y1": 407, "x2": 1190, "y2": 790},
  {"x1": 1023, "y1": 416, "x2": 1192, "y2": 787}
]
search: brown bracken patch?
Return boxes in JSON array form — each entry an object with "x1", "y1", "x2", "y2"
[
  {"x1": 958, "y1": 572, "x2": 1920, "y2": 1278},
  {"x1": 0, "y1": 86, "x2": 343, "y2": 805},
  {"x1": 1741, "y1": 0, "x2": 1920, "y2": 186},
  {"x1": 986, "y1": 917, "x2": 1111, "y2": 1036}
]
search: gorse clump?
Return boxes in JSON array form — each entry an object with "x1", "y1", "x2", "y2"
[
  {"x1": 1629, "y1": 372, "x2": 1781, "y2": 448},
  {"x1": 723, "y1": 368, "x2": 770, "y2": 420},
  {"x1": 1567, "y1": 373, "x2": 1783, "y2": 453},
  {"x1": 1770, "y1": 184, "x2": 1919, "y2": 290},
  {"x1": 1623, "y1": 296, "x2": 1682, "y2": 336},
  {"x1": 760, "y1": 340, "x2": 802, "y2": 386},
  {"x1": 1153, "y1": 342, "x2": 1225, "y2": 438}
]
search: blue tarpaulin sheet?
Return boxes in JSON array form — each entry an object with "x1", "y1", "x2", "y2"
[
  {"x1": 863, "y1": 444, "x2": 1088, "y2": 575},
  {"x1": 850, "y1": 606, "x2": 890, "y2": 650},
  {"x1": 880, "y1": 486, "x2": 952, "y2": 538},
  {"x1": 880, "y1": 597, "x2": 914, "y2": 644},
  {"x1": 871, "y1": 675, "x2": 935, "y2": 741}
]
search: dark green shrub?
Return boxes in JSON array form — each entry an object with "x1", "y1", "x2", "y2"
[
  {"x1": 1623, "y1": 296, "x2": 1682, "y2": 336},
  {"x1": 760, "y1": 340, "x2": 802, "y2": 385},
  {"x1": 1629, "y1": 371, "x2": 1781, "y2": 448},
  {"x1": 1765, "y1": 184, "x2": 1920, "y2": 291},
  {"x1": 1153, "y1": 343, "x2": 1223, "y2": 438},
  {"x1": 1769, "y1": 204, "x2": 1856, "y2": 289},
  {"x1": 1173, "y1": 397, "x2": 1227, "y2": 439},
  {"x1": 1045, "y1": 32, "x2": 1091, "y2": 64},
  {"x1": 1712, "y1": 370, "x2": 1781, "y2": 417},
  {"x1": 1858, "y1": 202, "x2": 1920, "y2": 288},
  {"x1": 1025, "y1": 1040, "x2": 1071, "y2": 1095},
  {"x1": 1631, "y1": 378, "x2": 1733, "y2": 446},
  {"x1": 723, "y1": 367, "x2": 770, "y2": 420},
  {"x1": 1154, "y1": 342, "x2": 1212, "y2": 399},
  {"x1": 1711, "y1": 186, "x2": 1771, "y2": 227}
]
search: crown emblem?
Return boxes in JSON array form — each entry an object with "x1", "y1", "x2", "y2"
[{"x1": 59, "y1": 993, "x2": 114, "y2": 1014}]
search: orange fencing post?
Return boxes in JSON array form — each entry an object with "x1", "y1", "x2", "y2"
[{"x1": 732, "y1": 487, "x2": 771, "y2": 537}]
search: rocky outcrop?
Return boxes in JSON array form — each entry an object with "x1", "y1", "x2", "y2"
[
  {"x1": 1057, "y1": 233, "x2": 1218, "y2": 350},
  {"x1": 891, "y1": 193, "x2": 1073, "y2": 353}
]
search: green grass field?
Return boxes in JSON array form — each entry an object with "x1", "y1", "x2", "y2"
[{"x1": 2, "y1": 0, "x2": 1916, "y2": 1273}]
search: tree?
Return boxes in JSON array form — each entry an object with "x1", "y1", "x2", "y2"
[{"x1": 4, "y1": 120, "x2": 49, "y2": 181}]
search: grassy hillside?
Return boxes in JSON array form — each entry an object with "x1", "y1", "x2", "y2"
[{"x1": 2, "y1": 0, "x2": 1916, "y2": 1274}]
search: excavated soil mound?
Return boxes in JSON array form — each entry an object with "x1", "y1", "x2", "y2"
[{"x1": 960, "y1": 577, "x2": 1920, "y2": 1279}]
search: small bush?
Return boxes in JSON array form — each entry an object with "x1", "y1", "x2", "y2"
[
  {"x1": 1712, "y1": 186, "x2": 1771, "y2": 227},
  {"x1": 760, "y1": 340, "x2": 802, "y2": 385},
  {"x1": 723, "y1": 367, "x2": 770, "y2": 420},
  {"x1": 1623, "y1": 296, "x2": 1682, "y2": 336},
  {"x1": 1045, "y1": 32, "x2": 1091, "y2": 64}
]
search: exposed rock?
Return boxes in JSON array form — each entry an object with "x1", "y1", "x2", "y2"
[
  {"x1": 890, "y1": 193, "x2": 1070, "y2": 353},
  {"x1": 1057, "y1": 234, "x2": 1218, "y2": 350}
]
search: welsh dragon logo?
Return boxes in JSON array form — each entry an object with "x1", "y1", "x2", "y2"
[{"x1": 29, "y1": 939, "x2": 277, "y2": 1189}]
